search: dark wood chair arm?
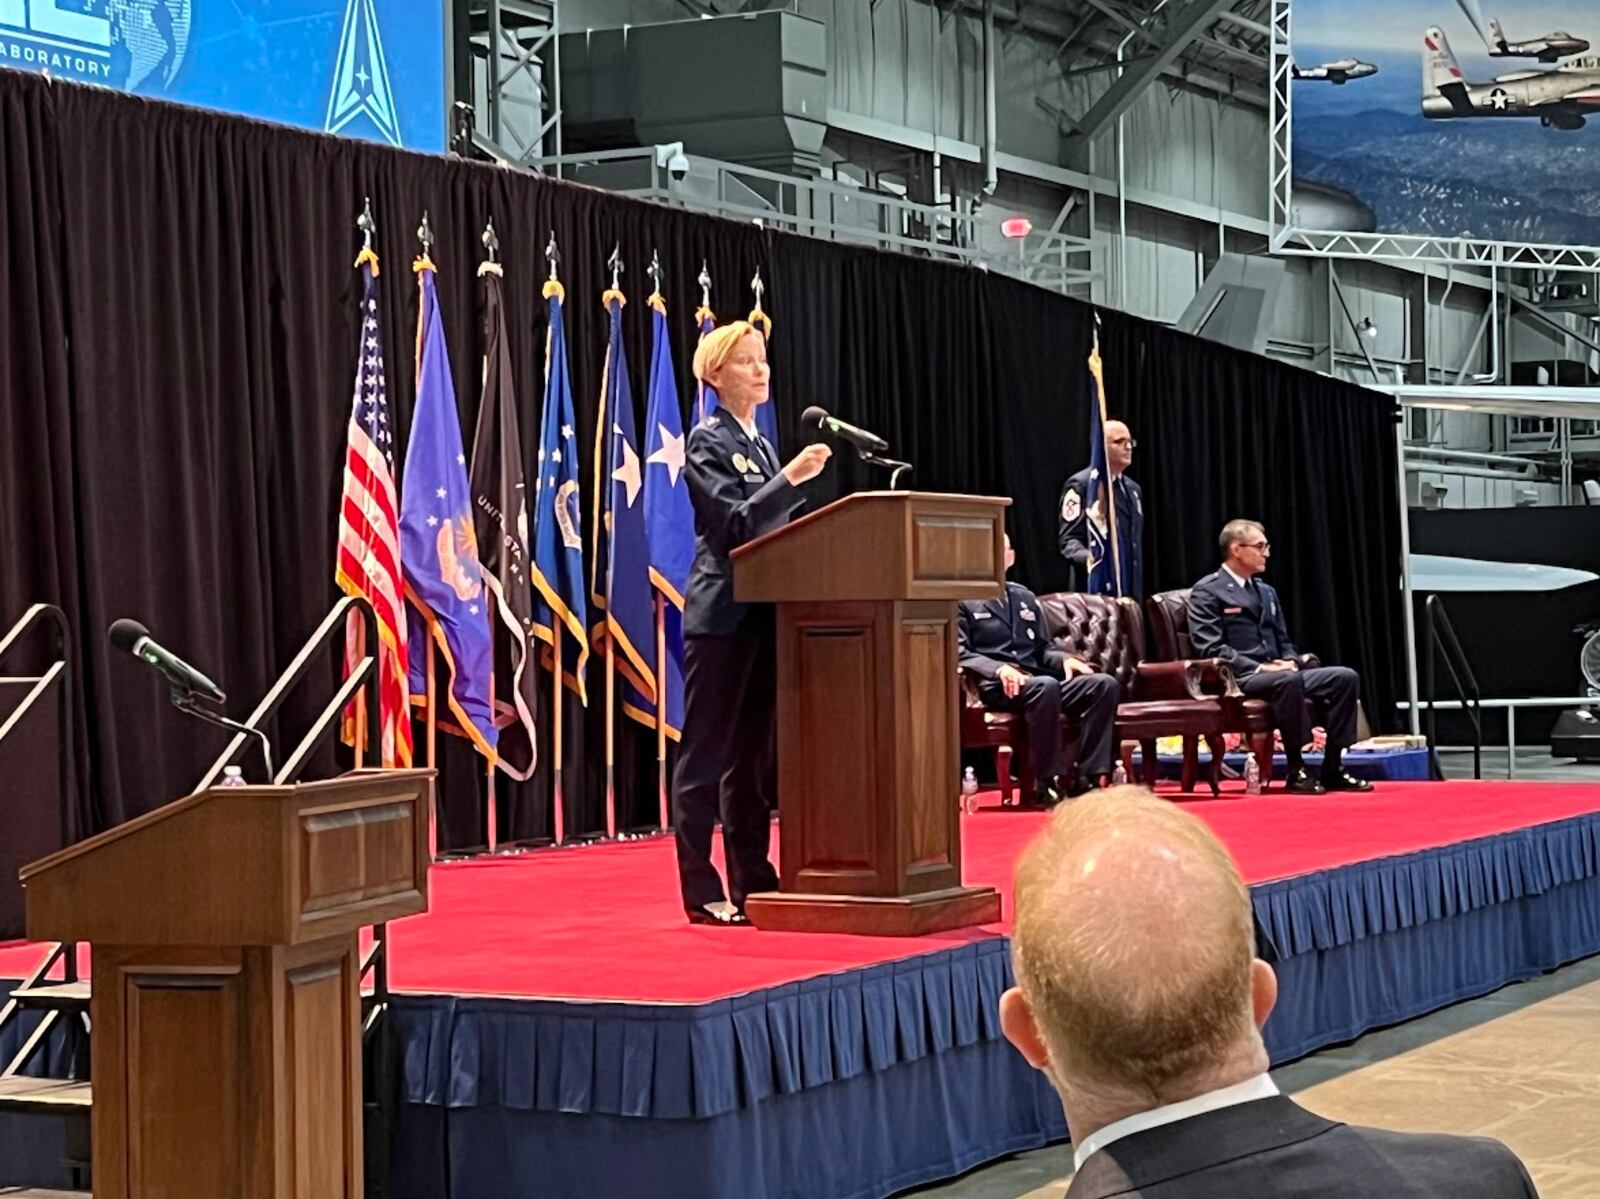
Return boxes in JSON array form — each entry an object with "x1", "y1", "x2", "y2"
[
  {"x1": 1130, "y1": 660, "x2": 1208, "y2": 702},
  {"x1": 1191, "y1": 658, "x2": 1242, "y2": 697}
]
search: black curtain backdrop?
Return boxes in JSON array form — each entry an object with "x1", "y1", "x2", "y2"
[{"x1": 0, "y1": 73, "x2": 1403, "y2": 846}]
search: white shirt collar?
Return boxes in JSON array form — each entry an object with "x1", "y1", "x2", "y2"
[
  {"x1": 1072, "y1": 1073, "x2": 1279, "y2": 1172},
  {"x1": 728, "y1": 408, "x2": 760, "y2": 441},
  {"x1": 1222, "y1": 564, "x2": 1251, "y2": 589}
]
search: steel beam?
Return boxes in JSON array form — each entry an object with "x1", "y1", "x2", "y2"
[{"x1": 1062, "y1": 0, "x2": 1239, "y2": 169}]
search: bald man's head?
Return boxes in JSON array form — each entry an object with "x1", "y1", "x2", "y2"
[
  {"x1": 1004, "y1": 788, "x2": 1272, "y2": 1108},
  {"x1": 1105, "y1": 420, "x2": 1134, "y2": 473}
]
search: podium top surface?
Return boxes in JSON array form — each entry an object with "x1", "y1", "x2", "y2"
[
  {"x1": 21, "y1": 769, "x2": 433, "y2": 947},
  {"x1": 732, "y1": 490, "x2": 1010, "y2": 604}
]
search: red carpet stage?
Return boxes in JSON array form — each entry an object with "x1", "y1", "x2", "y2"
[{"x1": 5, "y1": 781, "x2": 1600, "y2": 1199}]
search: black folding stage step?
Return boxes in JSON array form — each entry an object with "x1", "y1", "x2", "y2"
[
  {"x1": 0, "y1": 1076, "x2": 91, "y2": 1113},
  {"x1": 8, "y1": 983, "x2": 89, "y2": 1014}
]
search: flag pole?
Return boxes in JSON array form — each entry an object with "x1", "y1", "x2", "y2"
[
  {"x1": 654, "y1": 594, "x2": 668, "y2": 830},
  {"x1": 352, "y1": 621, "x2": 369, "y2": 767},
  {"x1": 552, "y1": 624, "x2": 565, "y2": 844},
  {"x1": 1092, "y1": 316, "x2": 1124, "y2": 600},
  {"x1": 485, "y1": 658, "x2": 497, "y2": 852},
  {"x1": 426, "y1": 620, "x2": 438, "y2": 861},
  {"x1": 605, "y1": 632, "x2": 617, "y2": 839}
]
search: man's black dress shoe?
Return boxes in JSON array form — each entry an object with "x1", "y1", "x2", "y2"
[
  {"x1": 1284, "y1": 768, "x2": 1326, "y2": 795},
  {"x1": 1321, "y1": 769, "x2": 1374, "y2": 793},
  {"x1": 686, "y1": 902, "x2": 751, "y2": 926},
  {"x1": 1064, "y1": 773, "x2": 1104, "y2": 799}
]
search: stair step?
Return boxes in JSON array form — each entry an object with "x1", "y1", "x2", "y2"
[
  {"x1": 0, "y1": 1074, "x2": 92, "y2": 1112},
  {"x1": 0, "y1": 1189, "x2": 92, "y2": 1197},
  {"x1": 10, "y1": 982, "x2": 91, "y2": 1011}
]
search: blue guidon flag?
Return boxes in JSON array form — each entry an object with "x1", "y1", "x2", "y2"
[
  {"x1": 642, "y1": 287, "x2": 692, "y2": 737},
  {"x1": 530, "y1": 274, "x2": 590, "y2": 701}
]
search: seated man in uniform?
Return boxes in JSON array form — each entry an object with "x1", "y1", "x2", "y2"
[
  {"x1": 958, "y1": 535, "x2": 1121, "y2": 803},
  {"x1": 1188, "y1": 520, "x2": 1371, "y2": 795}
]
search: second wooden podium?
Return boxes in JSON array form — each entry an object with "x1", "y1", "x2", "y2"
[
  {"x1": 21, "y1": 770, "x2": 433, "y2": 1199},
  {"x1": 734, "y1": 491, "x2": 1008, "y2": 935}
]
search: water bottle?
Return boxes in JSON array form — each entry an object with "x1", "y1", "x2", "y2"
[
  {"x1": 218, "y1": 765, "x2": 248, "y2": 788},
  {"x1": 1111, "y1": 760, "x2": 1128, "y2": 787},
  {"x1": 961, "y1": 767, "x2": 979, "y2": 801},
  {"x1": 1244, "y1": 755, "x2": 1262, "y2": 796}
]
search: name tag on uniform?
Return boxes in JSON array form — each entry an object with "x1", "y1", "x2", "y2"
[
  {"x1": 1224, "y1": 606, "x2": 1243, "y2": 615},
  {"x1": 742, "y1": 474, "x2": 765, "y2": 483},
  {"x1": 972, "y1": 611, "x2": 994, "y2": 620}
]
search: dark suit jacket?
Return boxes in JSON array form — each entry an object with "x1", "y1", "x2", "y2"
[
  {"x1": 1187, "y1": 569, "x2": 1302, "y2": 680},
  {"x1": 682, "y1": 411, "x2": 803, "y2": 637},
  {"x1": 1067, "y1": 1096, "x2": 1538, "y2": 1199},
  {"x1": 957, "y1": 582, "x2": 1065, "y2": 680},
  {"x1": 1058, "y1": 467, "x2": 1143, "y2": 597}
]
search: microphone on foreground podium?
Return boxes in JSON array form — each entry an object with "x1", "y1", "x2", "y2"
[
  {"x1": 800, "y1": 405, "x2": 914, "y2": 488},
  {"x1": 109, "y1": 616, "x2": 276, "y2": 780}
]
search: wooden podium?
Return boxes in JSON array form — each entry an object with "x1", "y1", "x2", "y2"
[
  {"x1": 734, "y1": 491, "x2": 1009, "y2": 935},
  {"x1": 20, "y1": 770, "x2": 433, "y2": 1199}
]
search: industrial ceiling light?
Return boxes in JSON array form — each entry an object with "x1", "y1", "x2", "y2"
[{"x1": 1360, "y1": 317, "x2": 1379, "y2": 339}]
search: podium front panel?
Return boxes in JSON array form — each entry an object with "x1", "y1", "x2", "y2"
[
  {"x1": 776, "y1": 601, "x2": 963, "y2": 899},
  {"x1": 779, "y1": 602, "x2": 890, "y2": 895},
  {"x1": 896, "y1": 608, "x2": 961, "y2": 892},
  {"x1": 908, "y1": 511, "x2": 1005, "y2": 597}
]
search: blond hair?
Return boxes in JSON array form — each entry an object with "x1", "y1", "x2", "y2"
[
  {"x1": 692, "y1": 320, "x2": 763, "y2": 383},
  {"x1": 1011, "y1": 786, "x2": 1258, "y2": 1099}
]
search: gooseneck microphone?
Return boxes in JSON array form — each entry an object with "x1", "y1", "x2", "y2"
[
  {"x1": 109, "y1": 618, "x2": 228, "y2": 704},
  {"x1": 800, "y1": 406, "x2": 890, "y2": 454}
]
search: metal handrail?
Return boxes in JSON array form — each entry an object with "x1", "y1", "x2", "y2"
[
  {"x1": 1423, "y1": 595, "x2": 1483, "y2": 779},
  {"x1": 192, "y1": 596, "x2": 382, "y2": 791},
  {"x1": 0, "y1": 602, "x2": 76, "y2": 847}
]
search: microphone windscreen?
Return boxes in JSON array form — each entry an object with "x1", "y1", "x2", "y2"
[
  {"x1": 108, "y1": 618, "x2": 151, "y2": 653},
  {"x1": 800, "y1": 405, "x2": 829, "y2": 428}
]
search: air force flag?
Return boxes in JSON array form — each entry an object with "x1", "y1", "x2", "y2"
[{"x1": 400, "y1": 257, "x2": 496, "y2": 760}]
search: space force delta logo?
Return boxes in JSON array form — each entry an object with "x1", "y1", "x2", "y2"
[{"x1": 1, "y1": 0, "x2": 402, "y2": 148}]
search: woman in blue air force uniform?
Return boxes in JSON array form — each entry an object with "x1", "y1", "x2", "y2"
[{"x1": 672, "y1": 320, "x2": 831, "y2": 925}]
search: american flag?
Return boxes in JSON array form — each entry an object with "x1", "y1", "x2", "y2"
[{"x1": 335, "y1": 248, "x2": 413, "y2": 767}]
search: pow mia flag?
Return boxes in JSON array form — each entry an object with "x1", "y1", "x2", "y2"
[{"x1": 470, "y1": 256, "x2": 540, "y2": 779}]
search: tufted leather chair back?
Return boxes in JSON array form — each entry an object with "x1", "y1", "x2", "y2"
[
  {"x1": 1145, "y1": 589, "x2": 1196, "y2": 661},
  {"x1": 1035, "y1": 593, "x2": 1144, "y2": 689}
]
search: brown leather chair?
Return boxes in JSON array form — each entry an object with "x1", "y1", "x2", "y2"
[
  {"x1": 1036, "y1": 593, "x2": 1231, "y2": 794},
  {"x1": 960, "y1": 674, "x2": 1036, "y2": 807},
  {"x1": 1145, "y1": 588, "x2": 1275, "y2": 782}
]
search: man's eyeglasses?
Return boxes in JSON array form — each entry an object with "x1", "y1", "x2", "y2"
[
  {"x1": 1108, "y1": 436, "x2": 1136, "y2": 448},
  {"x1": 1241, "y1": 541, "x2": 1270, "y2": 552}
]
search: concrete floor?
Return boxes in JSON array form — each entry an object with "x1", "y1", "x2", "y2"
[
  {"x1": 902, "y1": 955, "x2": 1600, "y2": 1199},
  {"x1": 1436, "y1": 746, "x2": 1600, "y2": 783}
]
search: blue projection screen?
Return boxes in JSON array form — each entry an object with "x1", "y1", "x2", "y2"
[{"x1": 0, "y1": 0, "x2": 445, "y2": 152}]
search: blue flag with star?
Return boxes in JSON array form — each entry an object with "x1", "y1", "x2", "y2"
[
  {"x1": 590, "y1": 289, "x2": 658, "y2": 726},
  {"x1": 530, "y1": 279, "x2": 590, "y2": 702},
  {"x1": 1084, "y1": 331, "x2": 1129, "y2": 598},
  {"x1": 642, "y1": 291, "x2": 691, "y2": 738},
  {"x1": 401, "y1": 258, "x2": 496, "y2": 760}
]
